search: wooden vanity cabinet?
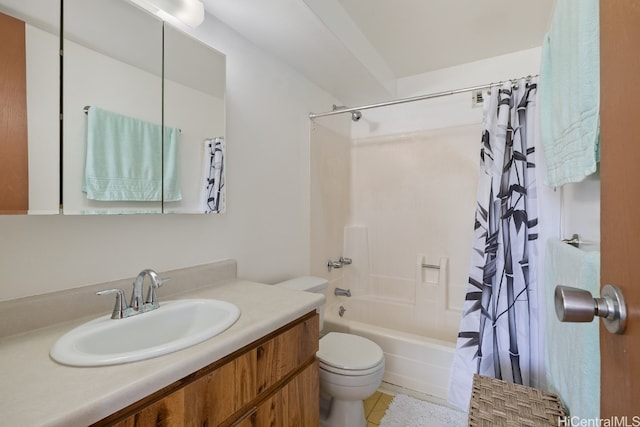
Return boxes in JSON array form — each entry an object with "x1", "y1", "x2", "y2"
[{"x1": 96, "y1": 311, "x2": 319, "y2": 427}]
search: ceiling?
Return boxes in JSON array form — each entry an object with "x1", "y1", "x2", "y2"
[{"x1": 203, "y1": 0, "x2": 556, "y2": 105}]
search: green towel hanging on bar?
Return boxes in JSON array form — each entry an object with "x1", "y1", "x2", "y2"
[{"x1": 83, "y1": 106, "x2": 182, "y2": 202}]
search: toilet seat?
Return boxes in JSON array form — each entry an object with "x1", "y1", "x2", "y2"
[{"x1": 318, "y1": 332, "x2": 384, "y2": 376}]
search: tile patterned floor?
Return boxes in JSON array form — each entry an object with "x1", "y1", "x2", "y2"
[{"x1": 364, "y1": 391, "x2": 394, "y2": 426}]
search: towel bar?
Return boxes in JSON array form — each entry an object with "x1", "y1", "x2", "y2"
[
  {"x1": 83, "y1": 105, "x2": 182, "y2": 133},
  {"x1": 421, "y1": 263, "x2": 440, "y2": 269},
  {"x1": 562, "y1": 233, "x2": 582, "y2": 248}
]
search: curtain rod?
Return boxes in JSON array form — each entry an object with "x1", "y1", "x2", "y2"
[{"x1": 308, "y1": 74, "x2": 539, "y2": 119}]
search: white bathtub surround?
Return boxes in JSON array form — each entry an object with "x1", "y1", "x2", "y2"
[
  {"x1": 342, "y1": 225, "x2": 371, "y2": 294},
  {"x1": 449, "y1": 78, "x2": 543, "y2": 410},
  {"x1": 341, "y1": 225, "x2": 463, "y2": 343},
  {"x1": 348, "y1": 124, "x2": 480, "y2": 333}
]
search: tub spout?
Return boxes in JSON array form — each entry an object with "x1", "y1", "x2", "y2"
[{"x1": 334, "y1": 287, "x2": 352, "y2": 297}]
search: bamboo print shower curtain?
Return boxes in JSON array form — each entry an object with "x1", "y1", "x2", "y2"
[{"x1": 449, "y1": 78, "x2": 540, "y2": 410}]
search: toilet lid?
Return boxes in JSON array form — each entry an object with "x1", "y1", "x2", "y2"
[{"x1": 317, "y1": 332, "x2": 383, "y2": 371}]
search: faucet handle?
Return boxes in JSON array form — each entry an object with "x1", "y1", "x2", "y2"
[
  {"x1": 97, "y1": 288, "x2": 128, "y2": 319},
  {"x1": 145, "y1": 276, "x2": 169, "y2": 308},
  {"x1": 327, "y1": 260, "x2": 343, "y2": 272}
]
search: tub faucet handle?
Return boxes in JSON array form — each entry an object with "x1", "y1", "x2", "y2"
[
  {"x1": 339, "y1": 257, "x2": 352, "y2": 265},
  {"x1": 327, "y1": 260, "x2": 343, "y2": 271}
]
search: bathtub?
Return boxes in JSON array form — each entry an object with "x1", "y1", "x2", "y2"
[{"x1": 323, "y1": 297, "x2": 456, "y2": 401}]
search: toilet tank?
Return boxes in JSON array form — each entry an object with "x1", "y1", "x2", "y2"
[{"x1": 275, "y1": 276, "x2": 328, "y2": 329}]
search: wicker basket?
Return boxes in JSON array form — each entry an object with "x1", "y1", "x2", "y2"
[{"x1": 468, "y1": 374, "x2": 568, "y2": 427}]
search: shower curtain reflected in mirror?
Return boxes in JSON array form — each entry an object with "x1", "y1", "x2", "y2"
[{"x1": 449, "y1": 77, "x2": 541, "y2": 410}]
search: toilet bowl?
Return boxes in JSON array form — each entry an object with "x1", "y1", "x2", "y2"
[
  {"x1": 318, "y1": 332, "x2": 385, "y2": 427},
  {"x1": 275, "y1": 277, "x2": 385, "y2": 427}
]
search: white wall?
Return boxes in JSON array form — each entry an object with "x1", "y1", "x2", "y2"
[{"x1": 0, "y1": 12, "x2": 339, "y2": 302}]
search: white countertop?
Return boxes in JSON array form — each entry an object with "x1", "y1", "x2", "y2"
[{"x1": 0, "y1": 280, "x2": 324, "y2": 427}]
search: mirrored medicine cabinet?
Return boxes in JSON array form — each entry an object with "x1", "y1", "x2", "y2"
[{"x1": 0, "y1": 0, "x2": 226, "y2": 215}]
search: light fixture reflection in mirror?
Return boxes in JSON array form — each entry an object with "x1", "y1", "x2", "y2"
[{"x1": 127, "y1": 0, "x2": 204, "y2": 27}]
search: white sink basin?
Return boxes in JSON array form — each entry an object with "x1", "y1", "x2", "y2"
[{"x1": 50, "y1": 299, "x2": 240, "y2": 366}]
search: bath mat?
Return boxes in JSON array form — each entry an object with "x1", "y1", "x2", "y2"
[{"x1": 379, "y1": 394, "x2": 467, "y2": 427}]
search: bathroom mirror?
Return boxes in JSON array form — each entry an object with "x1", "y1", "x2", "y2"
[
  {"x1": 0, "y1": 0, "x2": 60, "y2": 215},
  {"x1": 61, "y1": 0, "x2": 226, "y2": 215},
  {"x1": 163, "y1": 24, "x2": 226, "y2": 214},
  {"x1": 62, "y1": 0, "x2": 164, "y2": 214}
]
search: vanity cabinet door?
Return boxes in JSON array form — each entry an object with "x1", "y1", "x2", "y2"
[
  {"x1": 256, "y1": 312, "x2": 319, "y2": 394},
  {"x1": 110, "y1": 391, "x2": 185, "y2": 427},
  {"x1": 236, "y1": 360, "x2": 319, "y2": 427},
  {"x1": 183, "y1": 350, "x2": 257, "y2": 425},
  {"x1": 101, "y1": 312, "x2": 319, "y2": 427}
]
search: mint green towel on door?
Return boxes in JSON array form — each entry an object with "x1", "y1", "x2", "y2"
[
  {"x1": 83, "y1": 107, "x2": 181, "y2": 202},
  {"x1": 545, "y1": 239, "x2": 599, "y2": 419},
  {"x1": 539, "y1": 0, "x2": 600, "y2": 187}
]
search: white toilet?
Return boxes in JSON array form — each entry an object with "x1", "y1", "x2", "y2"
[{"x1": 276, "y1": 276, "x2": 385, "y2": 427}]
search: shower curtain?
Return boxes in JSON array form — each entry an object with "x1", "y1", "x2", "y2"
[{"x1": 449, "y1": 77, "x2": 540, "y2": 410}]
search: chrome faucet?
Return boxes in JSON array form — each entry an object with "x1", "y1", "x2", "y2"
[
  {"x1": 132, "y1": 269, "x2": 165, "y2": 312},
  {"x1": 327, "y1": 256, "x2": 353, "y2": 272},
  {"x1": 327, "y1": 260, "x2": 343, "y2": 271},
  {"x1": 97, "y1": 269, "x2": 167, "y2": 319},
  {"x1": 334, "y1": 287, "x2": 351, "y2": 297}
]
